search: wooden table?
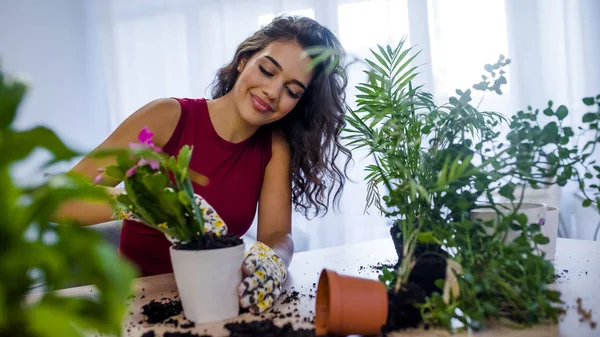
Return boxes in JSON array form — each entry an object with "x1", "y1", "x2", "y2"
[{"x1": 34, "y1": 237, "x2": 600, "y2": 337}]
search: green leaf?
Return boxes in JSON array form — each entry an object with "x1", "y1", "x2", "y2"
[
  {"x1": 370, "y1": 48, "x2": 390, "y2": 71},
  {"x1": 0, "y1": 73, "x2": 28, "y2": 129},
  {"x1": 533, "y1": 233, "x2": 550, "y2": 245},
  {"x1": 546, "y1": 290, "x2": 562, "y2": 302},
  {"x1": 0, "y1": 127, "x2": 80, "y2": 166},
  {"x1": 582, "y1": 113, "x2": 597, "y2": 123},
  {"x1": 418, "y1": 232, "x2": 437, "y2": 244},
  {"x1": 105, "y1": 165, "x2": 125, "y2": 180},
  {"x1": 563, "y1": 127, "x2": 574, "y2": 137},
  {"x1": 177, "y1": 145, "x2": 192, "y2": 173},
  {"x1": 305, "y1": 47, "x2": 334, "y2": 71},
  {"x1": 582, "y1": 199, "x2": 592, "y2": 207},
  {"x1": 556, "y1": 105, "x2": 568, "y2": 120},
  {"x1": 583, "y1": 97, "x2": 595, "y2": 106},
  {"x1": 365, "y1": 59, "x2": 388, "y2": 77},
  {"x1": 498, "y1": 182, "x2": 516, "y2": 201}
]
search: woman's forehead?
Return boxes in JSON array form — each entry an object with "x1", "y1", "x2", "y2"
[{"x1": 255, "y1": 41, "x2": 313, "y2": 82}]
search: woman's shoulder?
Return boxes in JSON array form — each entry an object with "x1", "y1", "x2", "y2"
[
  {"x1": 267, "y1": 129, "x2": 290, "y2": 163},
  {"x1": 143, "y1": 97, "x2": 209, "y2": 147}
]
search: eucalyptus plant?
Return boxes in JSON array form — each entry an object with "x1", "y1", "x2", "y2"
[
  {"x1": 344, "y1": 39, "x2": 600, "y2": 331},
  {"x1": 0, "y1": 65, "x2": 136, "y2": 337}
]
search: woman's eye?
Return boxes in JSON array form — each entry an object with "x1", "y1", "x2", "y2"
[
  {"x1": 287, "y1": 88, "x2": 300, "y2": 99},
  {"x1": 259, "y1": 65, "x2": 273, "y2": 77}
]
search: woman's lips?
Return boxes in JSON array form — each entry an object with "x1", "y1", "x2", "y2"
[{"x1": 250, "y1": 94, "x2": 273, "y2": 112}]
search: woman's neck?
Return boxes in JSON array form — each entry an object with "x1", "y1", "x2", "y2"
[{"x1": 206, "y1": 93, "x2": 258, "y2": 143}]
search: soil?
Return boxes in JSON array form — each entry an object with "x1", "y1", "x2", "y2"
[
  {"x1": 141, "y1": 299, "x2": 183, "y2": 323},
  {"x1": 180, "y1": 321, "x2": 196, "y2": 329},
  {"x1": 163, "y1": 332, "x2": 210, "y2": 337},
  {"x1": 576, "y1": 297, "x2": 597, "y2": 329},
  {"x1": 173, "y1": 232, "x2": 243, "y2": 250},
  {"x1": 382, "y1": 281, "x2": 427, "y2": 335},
  {"x1": 384, "y1": 227, "x2": 448, "y2": 333},
  {"x1": 224, "y1": 320, "x2": 315, "y2": 337},
  {"x1": 281, "y1": 291, "x2": 300, "y2": 304}
]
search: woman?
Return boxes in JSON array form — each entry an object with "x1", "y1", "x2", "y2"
[{"x1": 56, "y1": 15, "x2": 351, "y2": 313}]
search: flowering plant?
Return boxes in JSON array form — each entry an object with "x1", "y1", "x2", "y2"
[{"x1": 92, "y1": 127, "x2": 210, "y2": 243}]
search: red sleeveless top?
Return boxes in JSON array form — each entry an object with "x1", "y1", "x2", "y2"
[{"x1": 119, "y1": 98, "x2": 272, "y2": 276}]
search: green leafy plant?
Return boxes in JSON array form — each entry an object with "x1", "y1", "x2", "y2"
[
  {"x1": 345, "y1": 39, "x2": 600, "y2": 331},
  {"x1": 91, "y1": 132, "x2": 207, "y2": 243},
  {"x1": 0, "y1": 66, "x2": 136, "y2": 337}
]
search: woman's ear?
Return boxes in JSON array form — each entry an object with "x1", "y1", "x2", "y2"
[{"x1": 237, "y1": 59, "x2": 247, "y2": 72}]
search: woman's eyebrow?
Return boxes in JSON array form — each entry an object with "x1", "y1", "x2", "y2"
[{"x1": 263, "y1": 55, "x2": 307, "y2": 90}]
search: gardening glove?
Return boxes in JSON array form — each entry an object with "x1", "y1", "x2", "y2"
[
  {"x1": 113, "y1": 192, "x2": 228, "y2": 237},
  {"x1": 238, "y1": 242, "x2": 288, "y2": 314}
]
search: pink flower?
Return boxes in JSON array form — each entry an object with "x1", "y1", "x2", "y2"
[
  {"x1": 124, "y1": 127, "x2": 163, "y2": 178},
  {"x1": 125, "y1": 159, "x2": 160, "y2": 178},
  {"x1": 129, "y1": 127, "x2": 162, "y2": 152},
  {"x1": 126, "y1": 165, "x2": 138, "y2": 177},
  {"x1": 138, "y1": 158, "x2": 160, "y2": 170},
  {"x1": 93, "y1": 174, "x2": 103, "y2": 184},
  {"x1": 138, "y1": 127, "x2": 154, "y2": 145},
  {"x1": 93, "y1": 168, "x2": 104, "y2": 184}
]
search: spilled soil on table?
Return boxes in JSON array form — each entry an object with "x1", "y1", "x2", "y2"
[{"x1": 138, "y1": 286, "x2": 319, "y2": 336}]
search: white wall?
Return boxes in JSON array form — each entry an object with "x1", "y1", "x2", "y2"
[{"x1": 0, "y1": 0, "x2": 110, "y2": 184}]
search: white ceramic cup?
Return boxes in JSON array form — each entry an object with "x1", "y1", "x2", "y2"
[
  {"x1": 540, "y1": 206, "x2": 559, "y2": 261},
  {"x1": 169, "y1": 243, "x2": 245, "y2": 324},
  {"x1": 470, "y1": 202, "x2": 548, "y2": 247}
]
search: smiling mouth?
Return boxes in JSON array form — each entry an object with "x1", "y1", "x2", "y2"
[{"x1": 250, "y1": 94, "x2": 273, "y2": 112}]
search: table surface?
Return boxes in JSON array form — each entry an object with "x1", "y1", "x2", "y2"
[{"x1": 30, "y1": 237, "x2": 600, "y2": 337}]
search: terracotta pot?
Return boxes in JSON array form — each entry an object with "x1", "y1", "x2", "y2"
[{"x1": 315, "y1": 269, "x2": 388, "y2": 336}]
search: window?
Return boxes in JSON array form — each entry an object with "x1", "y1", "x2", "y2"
[
  {"x1": 338, "y1": 0, "x2": 409, "y2": 52},
  {"x1": 258, "y1": 8, "x2": 315, "y2": 27},
  {"x1": 114, "y1": 12, "x2": 191, "y2": 123},
  {"x1": 427, "y1": 0, "x2": 510, "y2": 96}
]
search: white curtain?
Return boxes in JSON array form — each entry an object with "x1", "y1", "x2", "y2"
[{"x1": 88, "y1": 0, "x2": 600, "y2": 249}]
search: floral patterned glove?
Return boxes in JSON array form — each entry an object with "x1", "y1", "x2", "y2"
[
  {"x1": 238, "y1": 242, "x2": 287, "y2": 314},
  {"x1": 114, "y1": 192, "x2": 227, "y2": 238}
]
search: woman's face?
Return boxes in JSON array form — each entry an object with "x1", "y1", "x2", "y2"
[{"x1": 232, "y1": 40, "x2": 314, "y2": 127}]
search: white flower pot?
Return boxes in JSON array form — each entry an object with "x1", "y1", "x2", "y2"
[
  {"x1": 470, "y1": 202, "x2": 551, "y2": 257},
  {"x1": 169, "y1": 243, "x2": 245, "y2": 324}
]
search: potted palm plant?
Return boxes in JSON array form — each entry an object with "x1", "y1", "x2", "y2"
[
  {"x1": 92, "y1": 128, "x2": 245, "y2": 324},
  {"x1": 316, "y1": 39, "x2": 600, "y2": 334},
  {"x1": 0, "y1": 65, "x2": 136, "y2": 337}
]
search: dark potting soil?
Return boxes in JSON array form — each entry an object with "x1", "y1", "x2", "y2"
[
  {"x1": 225, "y1": 320, "x2": 315, "y2": 337},
  {"x1": 141, "y1": 332, "x2": 155, "y2": 337},
  {"x1": 163, "y1": 332, "x2": 211, "y2": 337},
  {"x1": 173, "y1": 232, "x2": 243, "y2": 250},
  {"x1": 180, "y1": 321, "x2": 196, "y2": 329},
  {"x1": 382, "y1": 281, "x2": 427, "y2": 335},
  {"x1": 281, "y1": 291, "x2": 301, "y2": 304},
  {"x1": 141, "y1": 299, "x2": 183, "y2": 324},
  {"x1": 383, "y1": 240, "x2": 448, "y2": 334}
]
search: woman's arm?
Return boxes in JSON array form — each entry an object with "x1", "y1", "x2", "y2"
[
  {"x1": 256, "y1": 130, "x2": 294, "y2": 267},
  {"x1": 53, "y1": 98, "x2": 182, "y2": 225}
]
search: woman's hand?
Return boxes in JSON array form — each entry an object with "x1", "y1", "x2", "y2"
[{"x1": 238, "y1": 242, "x2": 287, "y2": 314}]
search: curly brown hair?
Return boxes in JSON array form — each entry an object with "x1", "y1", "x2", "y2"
[{"x1": 210, "y1": 15, "x2": 352, "y2": 218}]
